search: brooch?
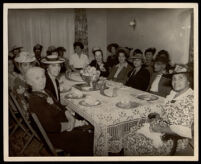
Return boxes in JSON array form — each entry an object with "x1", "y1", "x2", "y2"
[{"x1": 47, "y1": 97, "x2": 54, "y2": 105}]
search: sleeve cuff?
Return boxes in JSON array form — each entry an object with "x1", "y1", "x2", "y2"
[{"x1": 170, "y1": 125, "x2": 192, "y2": 138}]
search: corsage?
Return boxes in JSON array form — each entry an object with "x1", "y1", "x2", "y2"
[{"x1": 47, "y1": 97, "x2": 54, "y2": 105}]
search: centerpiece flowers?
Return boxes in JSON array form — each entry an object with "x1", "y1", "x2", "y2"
[{"x1": 80, "y1": 66, "x2": 101, "y2": 88}]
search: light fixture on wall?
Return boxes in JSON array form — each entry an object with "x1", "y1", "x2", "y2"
[{"x1": 129, "y1": 18, "x2": 136, "y2": 30}]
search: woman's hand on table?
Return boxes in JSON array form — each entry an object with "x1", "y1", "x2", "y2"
[
  {"x1": 61, "y1": 122, "x2": 73, "y2": 132},
  {"x1": 64, "y1": 110, "x2": 75, "y2": 131}
]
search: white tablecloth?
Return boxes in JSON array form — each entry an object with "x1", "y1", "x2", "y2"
[{"x1": 60, "y1": 76, "x2": 165, "y2": 156}]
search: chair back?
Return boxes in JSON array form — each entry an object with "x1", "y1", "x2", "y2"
[
  {"x1": 31, "y1": 113, "x2": 57, "y2": 156},
  {"x1": 9, "y1": 91, "x2": 41, "y2": 141}
]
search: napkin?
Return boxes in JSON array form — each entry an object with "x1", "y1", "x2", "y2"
[{"x1": 136, "y1": 123, "x2": 163, "y2": 148}]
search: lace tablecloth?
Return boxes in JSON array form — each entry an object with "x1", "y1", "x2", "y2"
[{"x1": 60, "y1": 78, "x2": 165, "y2": 156}]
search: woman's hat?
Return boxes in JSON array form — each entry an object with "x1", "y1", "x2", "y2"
[
  {"x1": 92, "y1": 47, "x2": 102, "y2": 53},
  {"x1": 47, "y1": 45, "x2": 57, "y2": 52},
  {"x1": 154, "y1": 56, "x2": 169, "y2": 65},
  {"x1": 129, "y1": 49, "x2": 144, "y2": 59},
  {"x1": 9, "y1": 45, "x2": 23, "y2": 52},
  {"x1": 117, "y1": 47, "x2": 130, "y2": 58},
  {"x1": 14, "y1": 51, "x2": 36, "y2": 63},
  {"x1": 41, "y1": 53, "x2": 65, "y2": 64},
  {"x1": 33, "y1": 44, "x2": 43, "y2": 51},
  {"x1": 107, "y1": 43, "x2": 119, "y2": 52},
  {"x1": 169, "y1": 64, "x2": 190, "y2": 75}
]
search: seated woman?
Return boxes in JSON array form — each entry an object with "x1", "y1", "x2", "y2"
[
  {"x1": 123, "y1": 64, "x2": 194, "y2": 156},
  {"x1": 41, "y1": 52, "x2": 65, "y2": 102},
  {"x1": 106, "y1": 43, "x2": 119, "y2": 71},
  {"x1": 125, "y1": 49, "x2": 150, "y2": 91},
  {"x1": 12, "y1": 51, "x2": 36, "y2": 113},
  {"x1": 147, "y1": 55, "x2": 172, "y2": 97},
  {"x1": 25, "y1": 67, "x2": 94, "y2": 156},
  {"x1": 144, "y1": 47, "x2": 156, "y2": 76},
  {"x1": 69, "y1": 42, "x2": 89, "y2": 72},
  {"x1": 89, "y1": 47, "x2": 109, "y2": 77},
  {"x1": 33, "y1": 43, "x2": 43, "y2": 66},
  {"x1": 56, "y1": 46, "x2": 69, "y2": 74},
  {"x1": 155, "y1": 50, "x2": 171, "y2": 72},
  {"x1": 107, "y1": 48, "x2": 132, "y2": 84}
]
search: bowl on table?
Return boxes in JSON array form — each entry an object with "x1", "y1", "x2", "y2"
[
  {"x1": 136, "y1": 94, "x2": 159, "y2": 101},
  {"x1": 116, "y1": 100, "x2": 139, "y2": 109},
  {"x1": 79, "y1": 96, "x2": 101, "y2": 107}
]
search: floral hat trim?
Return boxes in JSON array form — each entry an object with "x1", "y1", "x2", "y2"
[{"x1": 168, "y1": 64, "x2": 190, "y2": 74}]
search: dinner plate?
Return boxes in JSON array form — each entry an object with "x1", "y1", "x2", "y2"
[
  {"x1": 64, "y1": 93, "x2": 86, "y2": 99},
  {"x1": 79, "y1": 100, "x2": 101, "y2": 107},
  {"x1": 116, "y1": 101, "x2": 139, "y2": 109},
  {"x1": 136, "y1": 94, "x2": 159, "y2": 101},
  {"x1": 66, "y1": 73, "x2": 83, "y2": 82},
  {"x1": 60, "y1": 88, "x2": 71, "y2": 94},
  {"x1": 74, "y1": 83, "x2": 109, "y2": 92}
]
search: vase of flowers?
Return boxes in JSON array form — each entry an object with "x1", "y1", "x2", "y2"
[{"x1": 80, "y1": 66, "x2": 101, "y2": 88}]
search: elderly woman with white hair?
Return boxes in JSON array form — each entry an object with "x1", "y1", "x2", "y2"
[
  {"x1": 123, "y1": 64, "x2": 194, "y2": 156},
  {"x1": 25, "y1": 66, "x2": 94, "y2": 156}
]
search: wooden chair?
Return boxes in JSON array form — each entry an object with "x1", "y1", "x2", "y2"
[
  {"x1": 9, "y1": 91, "x2": 43, "y2": 155},
  {"x1": 30, "y1": 113, "x2": 65, "y2": 156}
]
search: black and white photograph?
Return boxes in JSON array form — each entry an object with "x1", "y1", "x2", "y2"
[{"x1": 3, "y1": 3, "x2": 198, "y2": 161}]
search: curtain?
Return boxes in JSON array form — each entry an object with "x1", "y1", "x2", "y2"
[
  {"x1": 188, "y1": 11, "x2": 194, "y2": 64},
  {"x1": 74, "y1": 9, "x2": 88, "y2": 56},
  {"x1": 8, "y1": 9, "x2": 75, "y2": 59}
]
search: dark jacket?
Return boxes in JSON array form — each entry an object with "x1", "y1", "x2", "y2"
[
  {"x1": 89, "y1": 60, "x2": 109, "y2": 77},
  {"x1": 147, "y1": 73, "x2": 172, "y2": 97},
  {"x1": 107, "y1": 63, "x2": 133, "y2": 84},
  {"x1": 126, "y1": 67, "x2": 150, "y2": 91},
  {"x1": 28, "y1": 90, "x2": 93, "y2": 156},
  {"x1": 45, "y1": 71, "x2": 60, "y2": 102},
  {"x1": 106, "y1": 55, "x2": 119, "y2": 70}
]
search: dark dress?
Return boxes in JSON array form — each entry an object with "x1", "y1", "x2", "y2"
[
  {"x1": 89, "y1": 60, "x2": 109, "y2": 77},
  {"x1": 106, "y1": 55, "x2": 119, "y2": 70},
  {"x1": 147, "y1": 73, "x2": 172, "y2": 97},
  {"x1": 28, "y1": 91, "x2": 94, "y2": 156},
  {"x1": 45, "y1": 71, "x2": 61, "y2": 102},
  {"x1": 126, "y1": 66, "x2": 150, "y2": 91},
  {"x1": 107, "y1": 64, "x2": 133, "y2": 84}
]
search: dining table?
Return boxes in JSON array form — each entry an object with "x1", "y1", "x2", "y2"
[{"x1": 59, "y1": 73, "x2": 165, "y2": 156}]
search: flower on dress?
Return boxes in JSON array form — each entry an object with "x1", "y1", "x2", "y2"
[
  {"x1": 16, "y1": 85, "x2": 25, "y2": 94},
  {"x1": 47, "y1": 97, "x2": 54, "y2": 105}
]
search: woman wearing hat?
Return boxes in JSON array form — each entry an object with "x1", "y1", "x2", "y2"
[
  {"x1": 33, "y1": 44, "x2": 43, "y2": 66},
  {"x1": 123, "y1": 64, "x2": 194, "y2": 156},
  {"x1": 56, "y1": 46, "x2": 70, "y2": 74},
  {"x1": 106, "y1": 43, "x2": 119, "y2": 70},
  {"x1": 12, "y1": 51, "x2": 36, "y2": 116},
  {"x1": 9, "y1": 45, "x2": 24, "y2": 73},
  {"x1": 9, "y1": 45, "x2": 23, "y2": 58},
  {"x1": 69, "y1": 42, "x2": 89, "y2": 72},
  {"x1": 89, "y1": 48, "x2": 109, "y2": 77},
  {"x1": 107, "y1": 48, "x2": 133, "y2": 84},
  {"x1": 126, "y1": 49, "x2": 150, "y2": 91},
  {"x1": 155, "y1": 50, "x2": 171, "y2": 71},
  {"x1": 147, "y1": 56, "x2": 172, "y2": 97},
  {"x1": 144, "y1": 47, "x2": 156, "y2": 76},
  {"x1": 41, "y1": 52, "x2": 65, "y2": 102},
  {"x1": 13, "y1": 51, "x2": 36, "y2": 90}
]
